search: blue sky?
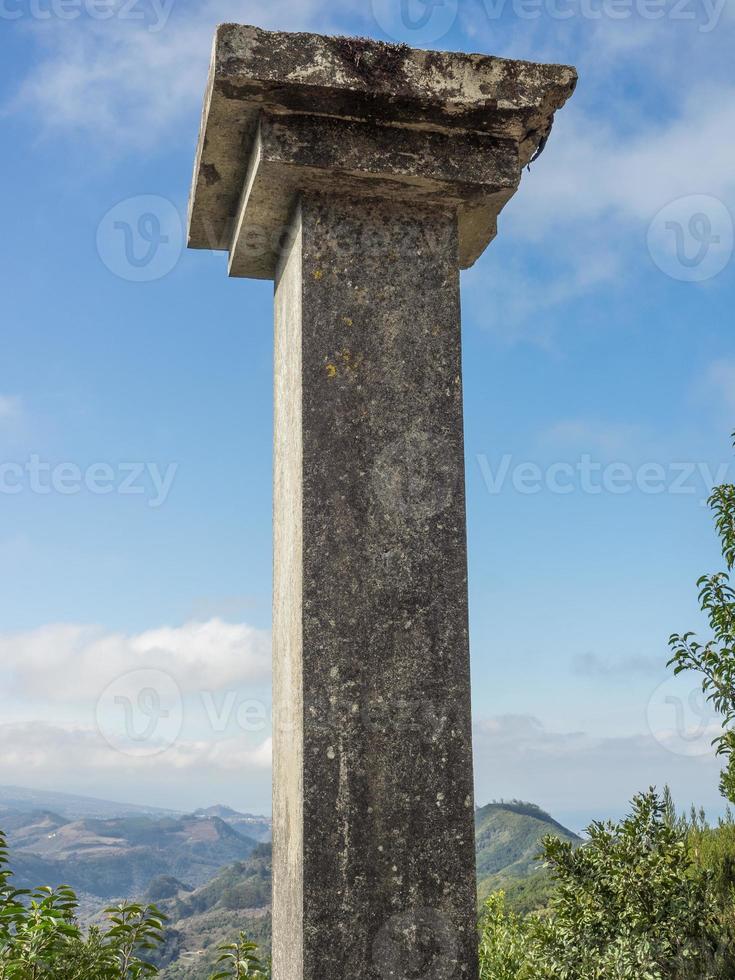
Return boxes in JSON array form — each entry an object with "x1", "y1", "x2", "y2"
[{"x1": 1, "y1": 0, "x2": 734, "y2": 830}]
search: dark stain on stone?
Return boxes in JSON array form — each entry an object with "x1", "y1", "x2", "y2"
[
  {"x1": 330, "y1": 35, "x2": 412, "y2": 85},
  {"x1": 422, "y1": 49, "x2": 465, "y2": 100},
  {"x1": 218, "y1": 79, "x2": 252, "y2": 102},
  {"x1": 422, "y1": 49, "x2": 445, "y2": 74},
  {"x1": 527, "y1": 133, "x2": 548, "y2": 169},
  {"x1": 201, "y1": 163, "x2": 221, "y2": 186}
]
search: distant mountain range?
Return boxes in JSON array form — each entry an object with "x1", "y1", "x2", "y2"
[
  {"x1": 0, "y1": 785, "x2": 183, "y2": 821},
  {"x1": 0, "y1": 785, "x2": 273, "y2": 844},
  {"x1": 0, "y1": 786, "x2": 273, "y2": 908},
  {"x1": 3, "y1": 811, "x2": 259, "y2": 900},
  {"x1": 190, "y1": 805, "x2": 272, "y2": 843},
  {"x1": 0, "y1": 787, "x2": 580, "y2": 979}
]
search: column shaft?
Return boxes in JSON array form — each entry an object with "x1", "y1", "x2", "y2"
[{"x1": 273, "y1": 192, "x2": 478, "y2": 980}]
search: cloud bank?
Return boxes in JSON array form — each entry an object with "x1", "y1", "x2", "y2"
[{"x1": 0, "y1": 618, "x2": 722, "y2": 821}]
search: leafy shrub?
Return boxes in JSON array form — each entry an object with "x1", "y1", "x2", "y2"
[
  {"x1": 478, "y1": 891, "x2": 536, "y2": 980},
  {"x1": 479, "y1": 790, "x2": 730, "y2": 979},
  {"x1": 669, "y1": 434, "x2": 735, "y2": 802},
  {"x1": 211, "y1": 933, "x2": 270, "y2": 979},
  {"x1": 0, "y1": 828, "x2": 274, "y2": 979},
  {"x1": 0, "y1": 825, "x2": 166, "y2": 979}
]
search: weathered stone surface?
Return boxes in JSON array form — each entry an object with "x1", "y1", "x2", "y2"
[
  {"x1": 273, "y1": 193, "x2": 477, "y2": 980},
  {"x1": 188, "y1": 24, "x2": 576, "y2": 274}
]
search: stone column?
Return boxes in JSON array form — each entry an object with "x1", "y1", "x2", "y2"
[{"x1": 188, "y1": 25, "x2": 576, "y2": 980}]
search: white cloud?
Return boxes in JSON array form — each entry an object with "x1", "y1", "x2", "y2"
[
  {"x1": 10, "y1": 0, "x2": 365, "y2": 148},
  {"x1": 467, "y1": 70, "x2": 735, "y2": 335},
  {"x1": 465, "y1": 86, "x2": 735, "y2": 337},
  {"x1": 542, "y1": 419, "x2": 646, "y2": 456},
  {"x1": 463, "y1": 238, "x2": 623, "y2": 345},
  {"x1": 0, "y1": 619, "x2": 275, "y2": 810},
  {"x1": 0, "y1": 722, "x2": 272, "y2": 810},
  {"x1": 701, "y1": 358, "x2": 735, "y2": 415},
  {"x1": 0, "y1": 618, "x2": 272, "y2": 704},
  {"x1": 571, "y1": 651, "x2": 665, "y2": 678},
  {"x1": 509, "y1": 92, "x2": 735, "y2": 240},
  {"x1": 0, "y1": 723, "x2": 272, "y2": 775},
  {"x1": 0, "y1": 395, "x2": 22, "y2": 427}
]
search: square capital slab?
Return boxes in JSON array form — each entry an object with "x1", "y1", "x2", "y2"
[{"x1": 188, "y1": 24, "x2": 576, "y2": 278}]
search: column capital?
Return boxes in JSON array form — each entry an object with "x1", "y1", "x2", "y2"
[{"x1": 188, "y1": 24, "x2": 576, "y2": 280}]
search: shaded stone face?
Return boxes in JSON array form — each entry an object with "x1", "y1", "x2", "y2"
[
  {"x1": 226, "y1": 111, "x2": 520, "y2": 278},
  {"x1": 187, "y1": 22, "x2": 576, "y2": 980},
  {"x1": 273, "y1": 194, "x2": 477, "y2": 980}
]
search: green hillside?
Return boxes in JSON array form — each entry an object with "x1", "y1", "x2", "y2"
[
  {"x1": 475, "y1": 800, "x2": 580, "y2": 880},
  {"x1": 154, "y1": 845, "x2": 273, "y2": 980},
  {"x1": 474, "y1": 800, "x2": 581, "y2": 908}
]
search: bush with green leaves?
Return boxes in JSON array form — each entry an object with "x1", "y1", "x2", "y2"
[
  {"x1": 669, "y1": 434, "x2": 735, "y2": 803},
  {"x1": 211, "y1": 933, "x2": 270, "y2": 979},
  {"x1": 673, "y1": 802, "x2": 735, "y2": 977},
  {"x1": 478, "y1": 891, "x2": 537, "y2": 980},
  {"x1": 536, "y1": 789, "x2": 723, "y2": 978},
  {"x1": 0, "y1": 826, "x2": 167, "y2": 979},
  {"x1": 0, "y1": 828, "x2": 275, "y2": 980},
  {"x1": 479, "y1": 790, "x2": 728, "y2": 979}
]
